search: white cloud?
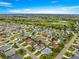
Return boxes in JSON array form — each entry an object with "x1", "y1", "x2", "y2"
[
  {"x1": 0, "y1": 2, "x2": 12, "y2": 7},
  {"x1": 8, "y1": 6, "x2": 79, "y2": 14},
  {"x1": 9, "y1": 9, "x2": 31, "y2": 13}
]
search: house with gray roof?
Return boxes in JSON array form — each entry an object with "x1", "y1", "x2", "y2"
[{"x1": 41, "y1": 48, "x2": 52, "y2": 54}]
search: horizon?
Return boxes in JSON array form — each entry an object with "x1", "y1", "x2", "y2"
[{"x1": 0, "y1": 0, "x2": 79, "y2": 14}]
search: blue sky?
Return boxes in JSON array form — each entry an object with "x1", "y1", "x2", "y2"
[{"x1": 0, "y1": 0, "x2": 79, "y2": 14}]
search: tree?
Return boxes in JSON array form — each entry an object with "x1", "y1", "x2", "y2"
[
  {"x1": 12, "y1": 43, "x2": 19, "y2": 48},
  {"x1": 0, "y1": 51, "x2": 7, "y2": 59},
  {"x1": 16, "y1": 49, "x2": 26, "y2": 56}
]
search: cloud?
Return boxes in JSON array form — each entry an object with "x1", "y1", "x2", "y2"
[
  {"x1": 8, "y1": 6, "x2": 79, "y2": 14},
  {"x1": 9, "y1": 9, "x2": 31, "y2": 13},
  {"x1": 0, "y1": 2, "x2": 12, "y2": 7}
]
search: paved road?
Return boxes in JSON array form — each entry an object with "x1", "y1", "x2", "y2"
[{"x1": 55, "y1": 33, "x2": 77, "y2": 59}]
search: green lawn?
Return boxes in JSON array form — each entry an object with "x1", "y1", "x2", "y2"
[
  {"x1": 22, "y1": 42, "x2": 28, "y2": 46},
  {"x1": 35, "y1": 51, "x2": 41, "y2": 56},
  {"x1": 68, "y1": 45, "x2": 75, "y2": 51},
  {"x1": 40, "y1": 54, "x2": 54, "y2": 59},
  {"x1": 24, "y1": 56, "x2": 33, "y2": 59},
  {"x1": 27, "y1": 46, "x2": 36, "y2": 52},
  {"x1": 62, "y1": 57, "x2": 67, "y2": 59},
  {"x1": 16, "y1": 49, "x2": 26, "y2": 56},
  {"x1": 73, "y1": 40, "x2": 78, "y2": 44},
  {"x1": 65, "y1": 52, "x2": 74, "y2": 57},
  {"x1": 2, "y1": 19, "x2": 75, "y2": 28}
]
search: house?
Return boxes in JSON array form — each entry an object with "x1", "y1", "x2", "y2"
[
  {"x1": 23, "y1": 32, "x2": 30, "y2": 37},
  {"x1": 8, "y1": 54, "x2": 24, "y2": 59},
  {"x1": 34, "y1": 40, "x2": 45, "y2": 51},
  {"x1": 41, "y1": 32, "x2": 48, "y2": 37},
  {"x1": 15, "y1": 38, "x2": 22, "y2": 42},
  {"x1": 5, "y1": 48, "x2": 16, "y2": 57},
  {"x1": 0, "y1": 44, "x2": 12, "y2": 52},
  {"x1": 56, "y1": 39, "x2": 61, "y2": 44},
  {"x1": 69, "y1": 55, "x2": 79, "y2": 59},
  {"x1": 34, "y1": 44, "x2": 43, "y2": 51},
  {"x1": 28, "y1": 41, "x2": 36, "y2": 46},
  {"x1": 49, "y1": 41, "x2": 59, "y2": 49},
  {"x1": 41, "y1": 48, "x2": 52, "y2": 54},
  {"x1": 31, "y1": 36, "x2": 36, "y2": 40},
  {"x1": 43, "y1": 40, "x2": 50, "y2": 45},
  {"x1": 0, "y1": 44, "x2": 18, "y2": 58},
  {"x1": 32, "y1": 29, "x2": 37, "y2": 32},
  {"x1": 5, "y1": 49, "x2": 24, "y2": 59},
  {"x1": 36, "y1": 40, "x2": 45, "y2": 46},
  {"x1": 75, "y1": 43, "x2": 79, "y2": 49},
  {"x1": 5, "y1": 32, "x2": 11, "y2": 36}
]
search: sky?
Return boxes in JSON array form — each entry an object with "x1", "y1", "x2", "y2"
[{"x1": 0, "y1": 0, "x2": 79, "y2": 14}]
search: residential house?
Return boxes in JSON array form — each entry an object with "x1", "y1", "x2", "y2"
[{"x1": 41, "y1": 48, "x2": 52, "y2": 54}]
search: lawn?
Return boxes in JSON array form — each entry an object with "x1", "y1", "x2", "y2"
[
  {"x1": 35, "y1": 51, "x2": 41, "y2": 56},
  {"x1": 65, "y1": 52, "x2": 74, "y2": 57},
  {"x1": 21, "y1": 42, "x2": 28, "y2": 46},
  {"x1": 68, "y1": 45, "x2": 75, "y2": 51},
  {"x1": 40, "y1": 54, "x2": 54, "y2": 59},
  {"x1": 51, "y1": 44, "x2": 64, "y2": 58},
  {"x1": 27, "y1": 46, "x2": 36, "y2": 52},
  {"x1": 16, "y1": 49, "x2": 26, "y2": 56},
  {"x1": 24, "y1": 56, "x2": 33, "y2": 59},
  {"x1": 62, "y1": 57, "x2": 67, "y2": 59},
  {"x1": 73, "y1": 40, "x2": 78, "y2": 44},
  {"x1": 3, "y1": 19, "x2": 75, "y2": 28}
]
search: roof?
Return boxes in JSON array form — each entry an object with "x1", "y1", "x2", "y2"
[
  {"x1": 41, "y1": 48, "x2": 52, "y2": 54},
  {"x1": 69, "y1": 55, "x2": 79, "y2": 59},
  {"x1": 34, "y1": 45, "x2": 43, "y2": 51},
  {"x1": 8, "y1": 53, "x2": 24, "y2": 59},
  {"x1": 5, "y1": 48, "x2": 16, "y2": 56},
  {"x1": 0, "y1": 44, "x2": 12, "y2": 51}
]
